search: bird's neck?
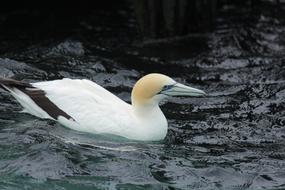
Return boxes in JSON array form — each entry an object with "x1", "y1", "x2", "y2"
[
  {"x1": 132, "y1": 98, "x2": 158, "y2": 115},
  {"x1": 132, "y1": 100, "x2": 168, "y2": 141},
  {"x1": 131, "y1": 92, "x2": 167, "y2": 119}
]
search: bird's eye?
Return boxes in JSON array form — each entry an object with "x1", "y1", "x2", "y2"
[{"x1": 161, "y1": 85, "x2": 173, "y2": 91}]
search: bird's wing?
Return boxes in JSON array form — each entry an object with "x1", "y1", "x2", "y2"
[{"x1": 32, "y1": 78, "x2": 133, "y2": 134}]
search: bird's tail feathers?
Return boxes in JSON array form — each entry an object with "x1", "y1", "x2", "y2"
[{"x1": 0, "y1": 78, "x2": 32, "y2": 92}]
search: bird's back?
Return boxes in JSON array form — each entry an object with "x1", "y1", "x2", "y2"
[
  {"x1": 33, "y1": 79, "x2": 133, "y2": 134},
  {"x1": 1, "y1": 78, "x2": 134, "y2": 136}
]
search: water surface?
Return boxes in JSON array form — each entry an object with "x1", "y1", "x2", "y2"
[{"x1": 0, "y1": 1, "x2": 285, "y2": 190}]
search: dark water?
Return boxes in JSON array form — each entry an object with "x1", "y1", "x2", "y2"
[{"x1": 0, "y1": 1, "x2": 285, "y2": 190}]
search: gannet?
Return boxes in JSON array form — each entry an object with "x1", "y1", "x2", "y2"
[{"x1": 0, "y1": 73, "x2": 205, "y2": 141}]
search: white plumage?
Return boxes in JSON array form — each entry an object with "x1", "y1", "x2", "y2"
[{"x1": 0, "y1": 73, "x2": 206, "y2": 141}]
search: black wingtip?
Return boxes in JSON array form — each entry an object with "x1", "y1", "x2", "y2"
[
  {"x1": 0, "y1": 78, "x2": 74, "y2": 121},
  {"x1": 0, "y1": 78, "x2": 32, "y2": 90}
]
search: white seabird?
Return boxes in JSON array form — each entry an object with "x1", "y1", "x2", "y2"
[{"x1": 0, "y1": 73, "x2": 205, "y2": 141}]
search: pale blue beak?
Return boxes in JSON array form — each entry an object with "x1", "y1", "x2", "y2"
[{"x1": 163, "y1": 83, "x2": 206, "y2": 97}]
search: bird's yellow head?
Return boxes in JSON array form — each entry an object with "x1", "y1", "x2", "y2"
[{"x1": 131, "y1": 73, "x2": 206, "y2": 107}]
